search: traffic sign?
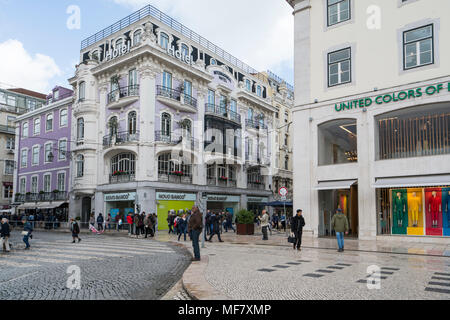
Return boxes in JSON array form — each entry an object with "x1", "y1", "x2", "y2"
[{"x1": 279, "y1": 187, "x2": 288, "y2": 197}]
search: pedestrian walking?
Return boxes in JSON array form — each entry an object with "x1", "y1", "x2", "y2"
[
  {"x1": 106, "y1": 214, "x2": 112, "y2": 231},
  {"x1": 89, "y1": 214, "x2": 95, "y2": 227},
  {"x1": 134, "y1": 214, "x2": 140, "y2": 239},
  {"x1": 280, "y1": 214, "x2": 286, "y2": 232},
  {"x1": 258, "y1": 210, "x2": 270, "y2": 241},
  {"x1": 144, "y1": 213, "x2": 154, "y2": 238},
  {"x1": 1, "y1": 218, "x2": 11, "y2": 252},
  {"x1": 167, "y1": 212, "x2": 175, "y2": 234},
  {"x1": 151, "y1": 213, "x2": 157, "y2": 235},
  {"x1": 97, "y1": 213, "x2": 104, "y2": 231},
  {"x1": 22, "y1": 218, "x2": 33, "y2": 250},
  {"x1": 188, "y1": 207, "x2": 203, "y2": 261},
  {"x1": 207, "y1": 212, "x2": 224, "y2": 242},
  {"x1": 291, "y1": 209, "x2": 306, "y2": 251},
  {"x1": 126, "y1": 214, "x2": 133, "y2": 234},
  {"x1": 177, "y1": 214, "x2": 188, "y2": 242},
  {"x1": 331, "y1": 208, "x2": 349, "y2": 252},
  {"x1": 71, "y1": 219, "x2": 82, "y2": 243}
]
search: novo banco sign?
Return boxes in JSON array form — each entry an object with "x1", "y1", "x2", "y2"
[{"x1": 335, "y1": 82, "x2": 450, "y2": 112}]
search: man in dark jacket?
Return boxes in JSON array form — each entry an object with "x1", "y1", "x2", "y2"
[
  {"x1": 207, "y1": 212, "x2": 224, "y2": 243},
  {"x1": 291, "y1": 209, "x2": 306, "y2": 251},
  {"x1": 1, "y1": 218, "x2": 11, "y2": 252},
  {"x1": 188, "y1": 207, "x2": 203, "y2": 261},
  {"x1": 97, "y1": 213, "x2": 104, "y2": 231}
]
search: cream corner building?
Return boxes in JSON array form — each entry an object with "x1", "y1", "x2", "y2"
[{"x1": 287, "y1": 0, "x2": 450, "y2": 242}]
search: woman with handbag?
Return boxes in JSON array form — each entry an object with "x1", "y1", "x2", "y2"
[{"x1": 22, "y1": 218, "x2": 33, "y2": 250}]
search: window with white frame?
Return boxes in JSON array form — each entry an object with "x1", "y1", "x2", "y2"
[
  {"x1": 60, "y1": 109, "x2": 68, "y2": 127},
  {"x1": 44, "y1": 143, "x2": 52, "y2": 163},
  {"x1": 6, "y1": 137, "x2": 14, "y2": 150},
  {"x1": 207, "y1": 89, "x2": 215, "y2": 105},
  {"x1": 53, "y1": 90, "x2": 59, "y2": 101},
  {"x1": 403, "y1": 24, "x2": 434, "y2": 70},
  {"x1": 181, "y1": 44, "x2": 189, "y2": 57},
  {"x1": 77, "y1": 118, "x2": 84, "y2": 141},
  {"x1": 328, "y1": 47, "x2": 351, "y2": 87},
  {"x1": 4, "y1": 160, "x2": 14, "y2": 175},
  {"x1": 57, "y1": 172, "x2": 65, "y2": 192},
  {"x1": 43, "y1": 174, "x2": 51, "y2": 193},
  {"x1": 21, "y1": 149, "x2": 28, "y2": 168},
  {"x1": 133, "y1": 30, "x2": 142, "y2": 46},
  {"x1": 3, "y1": 185, "x2": 12, "y2": 199},
  {"x1": 245, "y1": 79, "x2": 251, "y2": 92},
  {"x1": 79, "y1": 81, "x2": 86, "y2": 101},
  {"x1": 128, "y1": 112, "x2": 137, "y2": 135},
  {"x1": 31, "y1": 176, "x2": 38, "y2": 194},
  {"x1": 129, "y1": 69, "x2": 137, "y2": 87},
  {"x1": 58, "y1": 139, "x2": 67, "y2": 160},
  {"x1": 32, "y1": 146, "x2": 39, "y2": 166},
  {"x1": 115, "y1": 38, "x2": 123, "y2": 49},
  {"x1": 33, "y1": 118, "x2": 40, "y2": 135},
  {"x1": 327, "y1": 0, "x2": 350, "y2": 27},
  {"x1": 160, "y1": 32, "x2": 169, "y2": 49},
  {"x1": 256, "y1": 86, "x2": 262, "y2": 97},
  {"x1": 76, "y1": 155, "x2": 84, "y2": 178},
  {"x1": 7, "y1": 116, "x2": 15, "y2": 128},
  {"x1": 161, "y1": 113, "x2": 171, "y2": 137},
  {"x1": 19, "y1": 177, "x2": 26, "y2": 194},
  {"x1": 162, "y1": 71, "x2": 172, "y2": 89},
  {"x1": 22, "y1": 122, "x2": 28, "y2": 138},
  {"x1": 46, "y1": 113, "x2": 53, "y2": 131}
]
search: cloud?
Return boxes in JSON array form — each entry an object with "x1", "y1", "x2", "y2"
[
  {"x1": 110, "y1": 0, "x2": 293, "y2": 84},
  {"x1": 0, "y1": 39, "x2": 62, "y2": 93}
]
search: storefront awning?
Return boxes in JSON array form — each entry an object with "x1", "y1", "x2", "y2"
[
  {"x1": 315, "y1": 180, "x2": 357, "y2": 191},
  {"x1": 17, "y1": 203, "x2": 39, "y2": 210},
  {"x1": 373, "y1": 175, "x2": 450, "y2": 189},
  {"x1": 37, "y1": 201, "x2": 66, "y2": 209}
]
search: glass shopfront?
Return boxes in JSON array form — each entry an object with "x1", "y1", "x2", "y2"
[
  {"x1": 207, "y1": 194, "x2": 239, "y2": 216},
  {"x1": 104, "y1": 192, "x2": 136, "y2": 223},
  {"x1": 156, "y1": 192, "x2": 196, "y2": 231},
  {"x1": 376, "y1": 187, "x2": 450, "y2": 237}
]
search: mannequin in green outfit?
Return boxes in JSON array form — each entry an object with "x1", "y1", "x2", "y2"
[{"x1": 393, "y1": 192, "x2": 406, "y2": 227}]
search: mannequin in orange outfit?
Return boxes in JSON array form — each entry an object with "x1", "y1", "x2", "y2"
[{"x1": 409, "y1": 192, "x2": 421, "y2": 227}]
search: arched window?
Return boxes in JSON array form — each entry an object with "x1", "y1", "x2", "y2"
[
  {"x1": 22, "y1": 122, "x2": 29, "y2": 138},
  {"x1": 180, "y1": 119, "x2": 192, "y2": 138},
  {"x1": 79, "y1": 81, "x2": 86, "y2": 101},
  {"x1": 160, "y1": 32, "x2": 169, "y2": 49},
  {"x1": 181, "y1": 44, "x2": 189, "y2": 57},
  {"x1": 91, "y1": 50, "x2": 99, "y2": 61},
  {"x1": 158, "y1": 153, "x2": 170, "y2": 176},
  {"x1": 161, "y1": 113, "x2": 171, "y2": 137},
  {"x1": 60, "y1": 109, "x2": 68, "y2": 127},
  {"x1": 115, "y1": 38, "x2": 123, "y2": 49},
  {"x1": 109, "y1": 116, "x2": 118, "y2": 136},
  {"x1": 33, "y1": 118, "x2": 40, "y2": 135},
  {"x1": 128, "y1": 112, "x2": 137, "y2": 134},
  {"x1": 46, "y1": 113, "x2": 53, "y2": 131},
  {"x1": 76, "y1": 155, "x2": 84, "y2": 178},
  {"x1": 77, "y1": 118, "x2": 84, "y2": 140},
  {"x1": 210, "y1": 58, "x2": 217, "y2": 65},
  {"x1": 111, "y1": 153, "x2": 136, "y2": 175},
  {"x1": 133, "y1": 30, "x2": 142, "y2": 46}
]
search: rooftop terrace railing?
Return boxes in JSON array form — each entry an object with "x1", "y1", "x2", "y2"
[{"x1": 80, "y1": 4, "x2": 291, "y2": 87}]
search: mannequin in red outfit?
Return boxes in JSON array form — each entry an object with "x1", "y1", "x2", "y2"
[{"x1": 429, "y1": 191, "x2": 441, "y2": 228}]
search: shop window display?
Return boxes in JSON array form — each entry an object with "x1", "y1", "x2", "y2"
[
  {"x1": 407, "y1": 188, "x2": 423, "y2": 236},
  {"x1": 392, "y1": 189, "x2": 408, "y2": 235},
  {"x1": 318, "y1": 119, "x2": 357, "y2": 166},
  {"x1": 443, "y1": 188, "x2": 450, "y2": 236},
  {"x1": 425, "y1": 188, "x2": 442, "y2": 236}
]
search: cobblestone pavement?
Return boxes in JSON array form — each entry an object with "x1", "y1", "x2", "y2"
[
  {"x1": 187, "y1": 241, "x2": 450, "y2": 300},
  {"x1": 0, "y1": 231, "x2": 191, "y2": 300}
]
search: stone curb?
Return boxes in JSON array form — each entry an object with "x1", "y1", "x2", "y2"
[{"x1": 168, "y1": 241, "x2": 230, "y2": 300}]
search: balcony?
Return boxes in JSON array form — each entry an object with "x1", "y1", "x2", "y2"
[
  {"x1": 155, "y1": 131, "x2": 198, "y2": 149},
  {"x1": 248, "y1": 182, "x2": 265, "y2": 190},
  {"x1": 0, "y1": 125, "x2": 15, "y2": 135},
  {"x1": 208, "y1": 178, "x2": 237, "y2": 188},
  {"x1": 205, "y1": 103, "x2": 241, "y2": 127},
  {"x1": 107, "y1": 85, "x2": 140, "y2": 109},
  {"x1": 15, "y1": 192, "x2": 69, "y2": 203},
  {"x1": 109, "y1": 174, "x2": 136, "y2": 184},
  {"x1": 103, "y1": 131, "x2": 140, "y2": 148},
  {"x1": 156, "y1": 86, "x2": 197, "y2": 113},
  {"x1": 158, "y1": 173, "x2": 193, "y2": 184},
  {"x1": 246, "y1": 119, "x2": 268, "y2": 131}
]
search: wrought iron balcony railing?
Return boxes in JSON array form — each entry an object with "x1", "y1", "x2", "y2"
[
  {"x1": 15, "y1": 192, "x2": 69, "y2": 203},
  {"x1": 246, "y1": 119, "x2": 268, "y2": 130},
  {"x1": 107, "y1": 85, "x2": 140, "y2": 104},
  {"x1": 103, "y1": 131, "x2": 140, "y2": 147},
  {"x1": 205, "y1": 103, "x2": 241, "y2": 124},
  {"x1": 155, "y1": 131, "x2": 198, "y2": 148},
  {"x1": 109, "y1": 174, "x2": 136, "y2": 184}
]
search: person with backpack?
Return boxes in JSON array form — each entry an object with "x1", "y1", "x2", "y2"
[
  {"x1": 331, "y1": 208, "x2": 349, "y2": 252},
  {"x1": 1, "y1": 218, "x2": 11, "y2": 252},
  {"x1": 291, "y1": 209, "x2": 306, "y2": 251},
  {"x1": 71, "y1": 219, "x2": 82, "y2": 243}
]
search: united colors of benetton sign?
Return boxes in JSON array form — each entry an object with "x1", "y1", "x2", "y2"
[{"x1": 335, "y1": 82, "x2": 449, "y2": 112}]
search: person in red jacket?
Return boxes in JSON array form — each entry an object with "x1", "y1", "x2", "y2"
[{"x1": 126, "y1": 214, "x2": 133, "y2": 234}]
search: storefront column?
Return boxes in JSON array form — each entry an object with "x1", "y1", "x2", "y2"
[
  {"x1": 240, "y1": 194, "x2": 247, "y2": 211},
  {"x1": 138, "y1": 187, "x2": 156, "y2": 214},
  {"x1": 195, "y1": 87, "x2": 207, "y2": 186},
  {"x1": 94, "y1": 191, "x2": 103, "y2": 219},
  {"x1": 69, "y1": 193, "x2": 80, "y2": 220}
]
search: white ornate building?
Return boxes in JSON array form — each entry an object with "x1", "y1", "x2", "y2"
[{"x1": 67, "y1": 4, "x2": 293, "y2": 228}]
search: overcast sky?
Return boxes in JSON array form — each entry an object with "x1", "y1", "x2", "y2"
[{"x1": 0, "y1": 0, "x2": 293, "y2": 93}]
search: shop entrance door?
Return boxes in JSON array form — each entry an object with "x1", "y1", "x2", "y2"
[
  {"x1": 318, "y1": 186, "x2": 359, "y2": 238},
  {"x1": 81, "y1": 197, "x2": 91, "y2": 227}
]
